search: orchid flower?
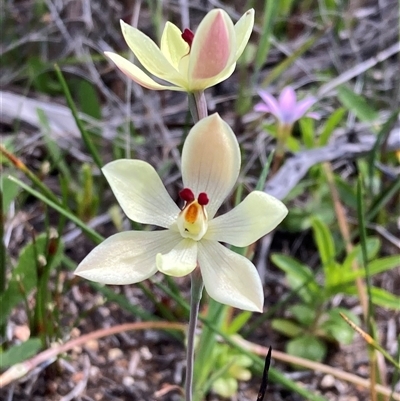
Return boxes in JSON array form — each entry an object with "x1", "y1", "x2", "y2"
[
  {"x1": 255, "y1": 86, "x2": 318, "y2": 127},
  {"x1": 75, "y1": 114, "x2": 287, "y2": 312},
  {"x1": 104, "y1": 9, "x2": 254, "y2": 92}
]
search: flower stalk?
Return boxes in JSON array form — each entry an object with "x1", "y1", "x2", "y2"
[
  {"x1": 185, "y1": 86, "x2": 208, "y2": 401},
  {"x1": 185, "y1": 268, "x2": 204, "y2": 401},
  {"x1": 188, "y1": 91, "x2": 208, "y2": 123}
]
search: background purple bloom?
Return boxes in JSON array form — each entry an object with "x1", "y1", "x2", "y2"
[{"x1": 255, "y1": 86, "x2": 319, "y2": 125}]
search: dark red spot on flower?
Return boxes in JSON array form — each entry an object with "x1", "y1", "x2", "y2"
[
  {"x1": 198, "y1": 192, "x2": 209, "y2": 206},
  {"x1": 179, "y1": 188, "x2": 195, "y2": 203},
  {"x1": 182, "y1": 28, "x2": 194, "y2": 47}
]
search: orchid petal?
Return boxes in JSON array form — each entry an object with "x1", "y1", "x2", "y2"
[
  {"x1": 189, "y1": 9, "x2": 236, "y2": 83},
  {"x1": 103, "y1": 159, "x2": 180, "y2": 228},
  {"x1": 160, "y1": 22, "x2": 189, "y2": 70},
  {"x1": 278, "y1": 86, "x2": 297, "y2": 115},
  {"x1": 292, "y1": 97, "x2": 317, "y2": 121},
  {"x1": 120, "y1": 20, "x2": 185, "y2": 87},
  {"x1": 257, "y1": 90, "x2": 281, "y2": 119},
  {"x1": 75, "y1": 230, "x2": 181, "y2": 284},
  {"x1": 234, "y1": 9, "x2": 255, "y2": 60},
  {"x1": 104, "y1": 52, "x2": 183, "y2": 91},
  {"x1": 182, "y1": 114, "x2": 240, "y2": 219},
  {"x1": 188, "y1": 8, "x2": 254, "y2": 90},
  {"x1": 189, "y1": 62, "x2": 236, "y2": 92},
  {"x1": 198, "y1": 240, "x2": 264, "y2": 312},
  {"x1": 156, "y1": 238, "x2": 198, "y2": 277},
  {"x1": 205, "y1": 191, "x2": 288, "y2": 246}
]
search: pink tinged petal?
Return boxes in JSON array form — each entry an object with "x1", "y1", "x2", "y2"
[
  {"x1": 104, "y1": 52, "x2": 183, "y2": 91},
  {"x1": 160, "y1": 22, "x2": 189, "y2": 70},
  {"x1": 181, "y1": 114, "x2": 240, "y2": 219},
  {"x1": 189, "y1": 9, "x2": 236, "y2": 84},
  {"x1": 254, "y1": 102, "x2": 271, "y2": 113},
  {"x1": 74, "y1": 230, "x2": 181, "y2": 284},
  {"x1": 102, "y1": 159, "x2": 181, "y2": 228},
  {"x1": 119, "y1": 20, "x2": 186, "y2": 87},
  {"x1": 306, "y1": 111, "x2": 320, "y2": 120},
  {"x1": 198, "y1": 240, "x2": 264, "y2": 312},
  {"x1": 233, "y1": 9, "x2": 255, "y2": 60},
  {"x1": 257, "y1": 90, "x2": 281, "y2": 119},
  {"x1": 190, "y1": 62, "x2": 236, "y2": 92},
  {"x1": 292, "y1": 97, "x2": 317, "y2": 121},
  {"x1": 278, "y1": 86, "x2": 297, "y2": 117},
  {"x1": 156, "y1": 238, "x2": 198, "y2": 277},
  {"x1": 205, "y1": 191, "x2": 288, "y2": 247}
]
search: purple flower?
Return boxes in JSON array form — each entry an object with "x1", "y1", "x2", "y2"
[{"x1": 255, "y1": 86, "x2": 318, "y2": 125}]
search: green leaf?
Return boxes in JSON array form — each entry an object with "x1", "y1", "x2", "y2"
[
  {"x1": 334, "y1": 175, "x2": 358, "y2": 210},
  {"x1": 0, "y1": 338, "x2": 42, "y2": 368},
  {"x1": 288, "y1": 304, "x2": 317, "y2": 326},
  {"x1": 272, "y1": 319, "x2": 303, "y2": 337},
  {"x1": 343, "y1": 286, "x2": 400, "y2": 310},
  {"x1": 367, "y1": 110, "x2": 399, "y2": 193},
  {"x1": 226, "y1": 311, "x2": 252, "y2": 335},
  {"x1": 341, "y1": 236, "x2": 381, "y2": 271},
  {"x1": 299, "y1": 118, "x2": 315, "y2": 149},
  {"x1": 311, "y1": 217, "x2": 336, "y2": 283},
  {"x1": 271, "y1": 254, "x2": 320, "y2": 303},
  {"x1": 0, "y1": 234, "x2": 64, "y2": 325},
  {"x1": 318, "y1": 107, "x2": 346, "y2": 146},
  {"x1": 287, "y1": 335, "x2": 327, "y2": 362},
  {"x1": 255, "y1": 152, "x2": 275, "y2": 191},
  {"x1": 330, "y1": 254, "x2": 400, "y2": 291},
  {"x1": 311, "y1": 217, "x2": 336, "y2": 266},
  {"x1": 367, "y1": 177, "x2": 400, "y2": 222},
  {"x1": 0, "y1": 338, "x2": 42, "y2": 369},
  {"x1": 286, "y1": 135, "x2": 301, "y2": 152},
  {"x1": 320, "y1": 308, "x2": 359, "y2": 344},
  {"x1": 254, "y1": 0, "x2": 279, "y2": 71},
  {"x1": 1, "y1": 175, "x2": 19, "y2": 211},
  {"x1": 77, "y1": 79, "x2": 102, "y2": 120},
  {"x1": 337, "y1": 86, "x2": 378, "y2": 122}
]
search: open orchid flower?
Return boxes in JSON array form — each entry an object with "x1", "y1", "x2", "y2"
[
  {"x1": 75, "y1": 114, "x2": 287, "y2": 312},
  {"x1": 255, "y1": 86, "x2": 318, "y2": 126},
  {"x1": 104, "y1": 9, "x2": 254, "y2": 92}
]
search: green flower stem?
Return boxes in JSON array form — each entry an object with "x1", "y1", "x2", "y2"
[
  {"x1": 188, "y1": 91, "x2": 208, "y2": 123},
  {"x1": 272, "y1": 123, "x2": 292, "y2": 174},
  {"x1": 185, "y1": 268, "x2": 204, "y2": 401},
  {"x1": 185, "y1": 90, "x2": 208, "y2": 400}
]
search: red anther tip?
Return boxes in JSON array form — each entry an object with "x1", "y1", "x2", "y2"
[
  {"x1": 182, "y1": 28, "x2": 194, "y2": 47},
  {"x1": 179, "y1": 188, "x2": 195, "y2": 203},
  {"x1": 198, "y1": 192, "x2": 209, "y2": 206}
]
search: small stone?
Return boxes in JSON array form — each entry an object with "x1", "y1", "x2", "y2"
[
  {"x1": 85, "y1": 339, "x2": 99, "y2": 352},
  {"x1": 13, "y1": 325, "x2": 30, "y2": 341},
  {"x1": 140, "y1": 346, "x2": 152, "y2": 360},
  {"x1": 90, "y1": 366, "x2": 100, "y2": 378},
  {"x1": 320, "y1": 374, "x2": 335, "y2": 388},
  {"x1": 108, "y1": 347, "x2": 123, "y2": 361},
  {"x1": 122, "y1": 376, "x2": 135, "y2": 387}
]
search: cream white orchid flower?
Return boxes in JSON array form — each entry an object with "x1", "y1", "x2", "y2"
[
  {"x1": 75, "y1": 114, "x2": 287, "y2": 312},
  {"x1": 104, "y1": 9, "x2": 254, "y2": 92}
]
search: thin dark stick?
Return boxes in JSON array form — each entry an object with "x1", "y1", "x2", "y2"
[{"x1": 257, "y1": 346, "x2": 272, "y2": 401}]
